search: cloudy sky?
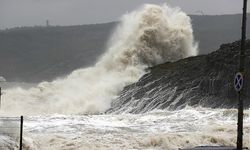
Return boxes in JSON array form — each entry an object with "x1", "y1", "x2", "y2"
[{"x1": 0, "y1": 0, "x2": 249, "y2": 29}]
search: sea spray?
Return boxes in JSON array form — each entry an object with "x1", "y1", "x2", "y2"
[
  {"x1": 21, "y1": 108, "x2": 250, "y2": 149},
  {"x1": 1, "y1": 4, "x2": 198, "y2": 115}
]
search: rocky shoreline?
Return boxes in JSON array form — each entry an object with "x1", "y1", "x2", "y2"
[{"x1": 108, "y1": 40, "x2": 250, "y2": 113}]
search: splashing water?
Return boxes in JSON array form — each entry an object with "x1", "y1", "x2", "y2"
[
  {"x1": 11, "y1": 108, "x2": 250, "y2": 150},
  {"x1": 1, "y1": 4, "x2": 197, "y2": 115},
  {"x1": 0, "y1": 4, "x2": 249, "y2": 150}
]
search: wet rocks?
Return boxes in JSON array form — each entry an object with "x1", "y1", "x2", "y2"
[{"x1": 108, "y1": 40, "x2": 250, "y2": 113}]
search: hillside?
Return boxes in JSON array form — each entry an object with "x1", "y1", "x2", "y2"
[
  {"x1": 192, "y1": 14, "x2": 250, "y2": 53},
  {"x1": 0, "y1": 14, "x2": 249, "y2": 82},
  {"x1": 108, "y1": 40, "x2": 250, "y2": 114},
  {"x1": 0, "y1": 23, "x2": 116, "y2": 82}
]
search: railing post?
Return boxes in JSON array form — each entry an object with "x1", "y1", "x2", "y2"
[{"x1": 20, "y1": 116, "x2": 23, "y2": 150}]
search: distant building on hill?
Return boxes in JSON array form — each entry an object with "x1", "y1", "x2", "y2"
[{"x1": 46, "y1": 20, "x2": 50, "y2": 27}]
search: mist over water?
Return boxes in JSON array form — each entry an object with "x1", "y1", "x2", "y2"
[
  {"x1": 0, "y1": 3, "x2": 249, "y2": 150},
  {"x1": 1, "y1": 4, "x2": 197, "y2": 115}
]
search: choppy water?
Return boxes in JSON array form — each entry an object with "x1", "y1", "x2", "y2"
[
  {"x1": 12, "y1": 107, "x2": 247, "y2": 150},
  {"x1": 1, "y1": 4, "x2": 197, "y2": 116},
  {"x1": 0, "y1": 4, "x2": 248, "y2": 150}
]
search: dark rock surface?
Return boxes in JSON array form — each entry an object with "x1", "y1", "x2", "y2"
[{"x1": 108, "y1": 40, "x2": 250, "y2": 113}]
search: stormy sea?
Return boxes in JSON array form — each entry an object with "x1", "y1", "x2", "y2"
[{"x1": 0, "y1": 4, "x2": 249, "y2": 150}]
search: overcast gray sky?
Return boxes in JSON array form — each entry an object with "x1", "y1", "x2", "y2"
[{"x1": 0, "y1": 0, "x2": 249, "y2": 29}]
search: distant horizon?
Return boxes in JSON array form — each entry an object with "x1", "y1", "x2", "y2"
[
  {"x1": 0, "y1": 12, "x2": 249, "y2": 30},
  {"x1": 1, "y1": 0, "x2": 249, "y2": 30}
]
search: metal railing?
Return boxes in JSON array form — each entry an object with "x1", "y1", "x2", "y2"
[{"x1": 0, "y1": 116, "x2": 23, "y2": 150}]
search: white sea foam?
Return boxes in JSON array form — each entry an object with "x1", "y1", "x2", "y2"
[
  {"x1": 1, "y1": 4, "x2": 197, "y2": 115},
  {"x1": 13, "y1": 108, "x2": 249, "y2": 150}
]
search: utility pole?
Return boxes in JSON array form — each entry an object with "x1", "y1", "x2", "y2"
[{"x1": 237, "y1": 0, "x2": 247, "y2": 150}]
